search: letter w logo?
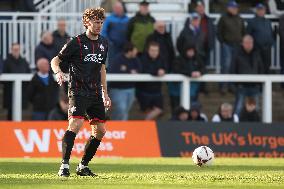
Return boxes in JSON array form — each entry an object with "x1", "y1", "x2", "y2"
[{"x1": 14, "y1": 129, "x2": 51, "y2": 153}]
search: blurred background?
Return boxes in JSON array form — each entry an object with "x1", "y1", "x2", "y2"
[{"x1": 0, "y1": 0, "x2": 283, "y2": 123}]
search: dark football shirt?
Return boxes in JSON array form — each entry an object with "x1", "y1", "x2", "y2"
[{"x1": 58, "y1": 33, "x2": 108, "y2": 96}]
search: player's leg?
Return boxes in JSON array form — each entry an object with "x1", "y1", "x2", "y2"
[
  {"x1": 58, "y1": 118, "x2": 84, "y2": 177},
  {"x1": 58, "y1": 95, "x2": 86, "y2": 177},
  {"x1": 76, "y1": 98, "x2": 106, "y2": 176},
  {"x1": 76, "y1": 122, "x2": 106, "y2": 176}
]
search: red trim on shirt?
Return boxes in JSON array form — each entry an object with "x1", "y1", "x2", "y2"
[{"x1": 76, "y1": 36, "x2": 83, "y2": 61}]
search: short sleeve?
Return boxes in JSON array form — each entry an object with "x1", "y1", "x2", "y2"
[{"x1": 57, "y1": 37, "x2": 78, "y2": 62}]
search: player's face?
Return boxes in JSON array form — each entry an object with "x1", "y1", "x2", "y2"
[{"x1": 88, "y1": 19, "x2": 104, "y2": 35}]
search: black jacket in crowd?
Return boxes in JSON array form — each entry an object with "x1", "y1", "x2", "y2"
[
  {"x1": 239, "y1": 109, "x2": 261, "y2": 122},
  {"x1": 3, "y1": 54, "x2": 31, "y2": 109},
  {"x1": 52, "y1": 30, "x2": 70, "y2": 54},
  {"x1": 184, "y1": 15, "x2": 215, "y2": 53},
  {"x1": 35, "y1": 42, "x2": 57, "y2": 62},
  {"x1": 48, "y1": 104, "x2": 68, "y2": 120},
  {"x1": 177, "y1": 24, "x2": 206, "y2": 58},
  {"x1": 27, "y1": 73, "x2": 58, "y2": 113},
  {"x1": 217, "y1": 12, "x2": 246, "y2": 45},
  {"x1": 172, "y1": 55, "x2": 205, "y2": 76},
  {"x1": 137, "y1": 53, "x2": 166, "y2": 94},
  {"x1": 108, "y1": 53, "x2": 141, "y2": 89},
  {"x1": 145, "y1": 30, "x2": 175, "y2": 72},
  {"x1": 231, "y1": 47, "x2": 263, "y2": 87}
]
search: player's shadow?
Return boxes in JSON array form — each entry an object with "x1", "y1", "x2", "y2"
[{"x1": 0, "y1": 162, "x2": 283, "y2": 174}]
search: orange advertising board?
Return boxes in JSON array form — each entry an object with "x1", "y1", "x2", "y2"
[{"x1": 0, "y1": 121, "x2": 161, "y2": 158}]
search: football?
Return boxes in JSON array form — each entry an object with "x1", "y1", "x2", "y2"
[{"x1": 192, "y1": 146, "x2": 214, "y2": 167}]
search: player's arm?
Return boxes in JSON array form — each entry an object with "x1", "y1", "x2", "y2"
[
  {"x1": 51, "y1": 56, "x2": 64, "y2": 86},
  {"x1": 101, "y1": 64, "x2": 111, "y2": 108},
  {"x1": 51, "y1": 38, "x2": 76, "y2": 86}
]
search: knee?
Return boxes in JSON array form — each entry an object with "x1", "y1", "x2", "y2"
[
  {"x1": 68, "y1": 118, "x2": 84, "y2": 134},
  {"x1": 96, "y1": 126, "x2": 106, "y2": 140}
]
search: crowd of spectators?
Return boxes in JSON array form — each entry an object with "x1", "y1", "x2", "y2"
[{"x1": 1, "y1": 0, "x2": 284, "y2": 122}]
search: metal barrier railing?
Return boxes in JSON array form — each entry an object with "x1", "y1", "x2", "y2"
[{"x1": 0, "y1": 73, "x2": 283, "y2": 123}]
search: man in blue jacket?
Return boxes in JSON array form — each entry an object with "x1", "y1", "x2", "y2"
[
  {"x1": 247, "y1": 3, "x2": 274, "y2": 74},
  {"x1": 101, "y1": 1, "x2": 129, "y2": 66}
]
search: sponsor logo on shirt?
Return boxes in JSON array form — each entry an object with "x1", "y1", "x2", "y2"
[{"x1": 84, "y1": 54, "x2": 104, "y2": 63}]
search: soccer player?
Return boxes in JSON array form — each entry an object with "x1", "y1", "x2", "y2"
[{"x1": 50, "y1": 7, "x2": 111, "y2": 177}]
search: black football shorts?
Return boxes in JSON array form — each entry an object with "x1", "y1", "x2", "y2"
[{"x1": 68, "y1": 94, "x2": 106, "y2": 123}]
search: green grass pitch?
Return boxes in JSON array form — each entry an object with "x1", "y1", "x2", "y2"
[{"x1": 0, "y1": 158, "x2": 283, "y2": 189}]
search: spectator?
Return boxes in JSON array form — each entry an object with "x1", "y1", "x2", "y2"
[
  {"x1": 217, "y1": 1, "x2": 245, "y2": 94},
  {"x1": 194, "y1": 0, "x2": 215, "y2": 64},
  {"x1": 280, "y1": 15, "x2": 284, "y2": 86},
  {"x1": 126, "y1": 0, "x2": 155, "y2": 54},
  {"x1": 247, "y1": 3, "x2": 274, "y2": 74},
  {"x1": 268, "y1": 0, "x2": 284, "y2": 16},
  {"x1": 145, "y1": 21, "x2": 175, "y2": 72},
  {"x1": 169, "y1": 45, "x2": 205, "y2": 113},
  {"x1": 212, "y1": 102, "x2": 239, "y2": 123},
  {"x1": 109, "y1": 42, "x2": 141, "y2": 120},
  {"x1": 171, "y1": 107, "x2": 189, "y2": 121},
  {"x1": 136, "y1": 42, "x2": 166, "y2": 120},
  {"x1": 0, "y1": 57, "x2": 3, "y2": 73},
  {"x1": 48, "y1": 88, "x2": 68, "y2": 120},
  {"x1": 239, "y1": 97, "x2": 261, "y2": 122},
  {"x1": 35, "y1": 31, "x2": 57, "y2": 63},
  {"x1": 188, "y1": 103, "x2": 207, "y2": 122},
  {"x1": 52, "y1": 19, "x2": 70, "y2": 54},
  {"x1": 194, "y1": 0, "x2": 215, "y2": 95},
  {"x1": 231, "y1": 35, "x2": 263, "y2": 115},
  {"x1": 27, "y1": 58, "x2": 58, "y2": 120},
  {"x1": 3, "y1": 43, "x2": 31, "y2": 120},
  {"x1": 177, "y1": 12, "x2": 206, "y2": 60},
  {"x1": 101, "y1": 1, "x2": 129, "y2": 66}
]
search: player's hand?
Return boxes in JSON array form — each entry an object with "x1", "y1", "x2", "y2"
[
  {"x1": 104, "y1": 95, "x2": 111, "y2": 109},
  {"x1": 55, "y1": 71, "x2": 64, "y2": 86}
]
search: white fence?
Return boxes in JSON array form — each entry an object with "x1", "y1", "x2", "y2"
[
  {"x1": 0, "y1": 73, "x2": 283, "y2": 123},
  {"x1": 0, "y1": 12, "x2": 281, "y2": 71}
]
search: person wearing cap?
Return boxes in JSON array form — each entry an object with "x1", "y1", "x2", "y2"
[
  {"x1": 217, "y1": 1, "x2": 245, "y2": 94},
  {"x1": 126, "y1": 0, "x2": 155, "y2": 54},
  {"x1": 177, "y1": 12, "x2": 206, "y2": 60},
  {"x1": 247, "y1": 3, "x2": 274, "y2": 74}
]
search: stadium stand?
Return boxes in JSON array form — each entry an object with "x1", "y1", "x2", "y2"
[{"x1": 0, "y1": 0, "x2": 283, "y2": 122}]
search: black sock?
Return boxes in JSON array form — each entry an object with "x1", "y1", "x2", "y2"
[
  {"x1": 81, "y1": 136, "x2": 101, "y2": 166},
  {"x1": 61, "y1": 130, "x2": 76, "y2": 164}
]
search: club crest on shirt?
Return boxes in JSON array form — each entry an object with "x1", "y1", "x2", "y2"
[
  {"x1": 99, "y1": 44, "x2": 104, "y2": 52},
  {"x1": 69, "y1": 106, "x2": 76, "y2": 113}
]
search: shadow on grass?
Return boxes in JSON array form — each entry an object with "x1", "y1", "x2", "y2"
[{"x1": 0, "y1": 162, "x2": 283, "y2": 174}]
